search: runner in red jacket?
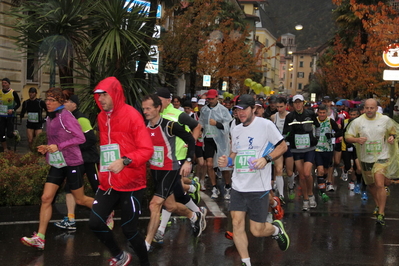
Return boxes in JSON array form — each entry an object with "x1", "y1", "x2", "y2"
[{"x1": 89, "y1": 76, "x2": 153, "y2": 266}]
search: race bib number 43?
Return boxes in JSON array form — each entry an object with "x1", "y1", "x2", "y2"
[{"x1": 100, "y1": 144, "x2": 121, "y2": 172}]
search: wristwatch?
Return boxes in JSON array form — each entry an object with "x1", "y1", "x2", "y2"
[
  {"x1": 186, "y1": 157, "x2": 192, "y2": 163},
  {"x1": 264, "y1": 154, "x2": 273, "y2": 163},
  {"x1": 122, "y1": 156, "x2": 132, "y2": 166}
]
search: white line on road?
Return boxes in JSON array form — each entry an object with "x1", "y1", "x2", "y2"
[{"x1": 200, "y1": 192, "x2": 227, "y2": 218}]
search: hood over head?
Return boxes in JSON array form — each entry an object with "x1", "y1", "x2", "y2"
[{"x1": 94, "y1": 77, "x2": 126, "y2": 112}]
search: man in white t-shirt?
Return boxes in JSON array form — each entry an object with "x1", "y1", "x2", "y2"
[
  {"x1": 218, "y1": 94, "x2": 289, "y2": 266},
  {"x1": 345, "y1": 98, "x2": 397, "y2": 226}
]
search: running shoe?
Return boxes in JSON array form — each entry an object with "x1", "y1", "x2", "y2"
[
  {"x1": 376, "y1": 214, "x2": 386, "y2": 226},
  {"x1": 279, "y1": 195, "x2": 286, "y2": 205},
  {"x1": 272, "y1": 196, "x2": 284, "y2": 220},
  {"x1": 109, "y1": 251, "x2": 131, "y2": 266},
  {"x1": 107, "y1": 211, "x2": 115, "y2": 230},
  {"x1": 302, "y1": 200, "x2": 310, "y2": 211},
  {"x1": 191, "y1": 211, "x2": 204, "y2": 237},
  {"x1": 321, "y1": 192, "x2": 330, "y2": 202},
  {"x1": 153, "y1": 230, "x2": 164, "y2": 244},
  {"x1": 271, "y1": 220, "x2": 290, "y2": 251},
  {"x1": 326, "y1": 183, "x2": 335, "y2": 192},
  {"x1": 373, "y1": 206, "x2": 379, "y2": 217},
  {"x1": 333, "y1": 168, "x2": 338, "y2": 177},
  {"x1": 21, "y1": 232, "x2": 45, "y2": 250},
  {"x1": 200, "y1": 179, "x2": 206, "y2": 191},
  {"x1": 54, "y1": 216, "x2": 76, "y2": 230},
  {"x1": 211, "y1": 187, "x2": 220, "y2": 199},
  {"x1": 348, "y1": 182, "x2": 355, "y2": 191},
  {"x1": 341, "y1": 171, "x2": 348, "y2": 181},
  {"x1": 225, "y1": 231, "x2": 233, "y2": 240},
  {"x1": 361, "y1": 191, "x2": 368, "y2": 201},
  {"x1": 354, "y1": 184, "x2": 361, "y2": 194},
  {"x1": 200, "y1": 206, "x2": 208, "y2": 231},
  {"x1": 13, "y1": 130, "x2": 21, "y2": 142},
  {"x1": 288, "y1": 188, "x2": 295, "y2": 200},
  {"x1": 224, "y1": 187, "x2": 231, "y2": 200},
  {"x1": 190, "y1": 180, "x2": 201, "y2": 204},
  {"x1": 309, "y1": 195, "x2": 317, "y2": 208}
]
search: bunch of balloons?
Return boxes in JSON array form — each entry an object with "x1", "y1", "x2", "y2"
[
  {"x1": 222, "y1": 91, "x2": 234, "y2": 99},
  {"x1": 244, "y1": 78, "x2": 271, "y2": 95}
]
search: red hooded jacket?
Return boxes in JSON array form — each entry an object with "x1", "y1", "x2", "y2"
[{"x1": 94, "y1": 77, "x2": 153, "y2": 191}]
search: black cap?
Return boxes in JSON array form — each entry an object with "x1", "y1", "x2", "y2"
[
  {"x1": 155, "y1": 87, "x2": 171, "y2": 99},
  {"x1": 69, "y1": 94, "x2": 79, "y2": 107},
  {"x1": 323, "y1": 96, "x2": 331, "y2": 101},
  {"x1": 2, "y1": 78, "x2": 10, "y2": 84},
  {"x1": 28, "y1": 87, "x2": 37, "y2": 93},
  {"x1": 182, "y1": 100, "x2": 192, "y2": 108},
  {"x1": 234, "y1": 94, "x2": 255, "y2": 109}
]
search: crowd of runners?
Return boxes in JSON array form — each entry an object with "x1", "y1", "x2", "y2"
[{"x1": 18, "y1": 76, "x2": 399, "y2": 266}]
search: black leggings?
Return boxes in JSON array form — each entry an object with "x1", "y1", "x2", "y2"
[{"x1": 89, "y1": 188, "x2": 149, "y2": 265}]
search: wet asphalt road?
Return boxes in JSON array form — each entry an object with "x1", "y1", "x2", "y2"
[
  {"x1": 2, "y1": 120, "x2": 399, "y2": 265},
  {"x1": 2, "y1": 175, "x2": 399, "y2": 266}
]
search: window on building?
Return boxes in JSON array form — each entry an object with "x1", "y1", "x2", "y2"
[
  {"x1": 297, "y1": 72, "x2": 304, "y2": 78},
  {"x1": 265, "y1": 39, "x2": 269, "y2": 47},
  {"x1": 290, "y1": 82, "x2": 292, "y2": 88},
  {"x1": 300, "y1": 56, "x2": 304, "y2": 58},
  {"x1": 299, "y1": 61, "x2": 304, "y2": 67},
  {"x1": 298, "y1": 83, "x2": 303, "y2": 90}
]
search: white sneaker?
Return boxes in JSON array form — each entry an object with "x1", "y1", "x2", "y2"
[
  {"x1": 211, "y1": 187, "x2": 220, "y2": 199},
  {"x1": 348, "y1": 182, "x2": 355, "y2": 191},
  {"x1": 302, "y1": 200, "x2": 310, "y2": 211},
  {"x1": 200, "y1": 180, "x2": 206, "y2": 191},
  {"x1": 341, "y1": 172, "x2": 348, "y2": 181},
  {"x1": 326, "y1": 184, "x2": 335, "y2": 192},
  {"x1": 309, "y1": 195, "x2": 317, "y2": 208},
  {"x1": 224, "y1": 187, "x2": 231, "y2": 200},
  {"x1": 333, "y1": 168, "x2": 338, "y2": 177}
]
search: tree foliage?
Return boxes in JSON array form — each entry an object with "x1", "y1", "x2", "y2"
[
  {"x1": 159, "y1": 0, "x2": 259, "y2": 94},
  {"x1": 318, "y1": 0, "x2": 399, "y2": 102},
  {"x1": 196, "y1": 19, "x2": 260, "y2": 92}
]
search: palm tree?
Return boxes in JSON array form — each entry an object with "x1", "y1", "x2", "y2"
[{"x1": 8, "y1": 0, "x2": 95, "y2": 90}]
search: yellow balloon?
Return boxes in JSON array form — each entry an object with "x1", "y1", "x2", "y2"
[
  {"x1": 244, "y1": 78, "x2": 252, "y2": 87},
  {"x1": 250, "y1": 81, "x2": 257, "y2": 88}
]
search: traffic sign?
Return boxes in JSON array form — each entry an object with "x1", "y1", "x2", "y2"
[
  {"x1": 383, "y1": 70, "x2": 399, "y2": 81},
  {"x1": 203, "y1": 75, "x2": 211, "y2": 87},
  {"x1": 383, "y1": 43, "x2": 399, "y2": 68}
]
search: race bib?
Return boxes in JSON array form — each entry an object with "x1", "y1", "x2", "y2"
[
  {"x1": 235, "y1": 150, "x2": 256, "y2": 174},
  {"x1": 205, "y1": 126, "x2": 217, "y2": 138},
  {"x1": 365, "y1": 140, "x2": 382, "y2": 155},
  {"x1": 100, "y1": 144, "x2": 121, "y2": 172},
  {"x1": 49, "y1": 151, "x2": 67, "y2": 168},
  {"x1": 295, "y1": 134, "x2": 310, "y2": 149},
  {"x1": 0, "y1": 105, "x2": 7, "y2": 116},
  {"x1": 150, "y1": 146, "x2": 165, "y2": 167},
  {"x1": 27, "y1": 112, "x2": 39, "y2": 123}
]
